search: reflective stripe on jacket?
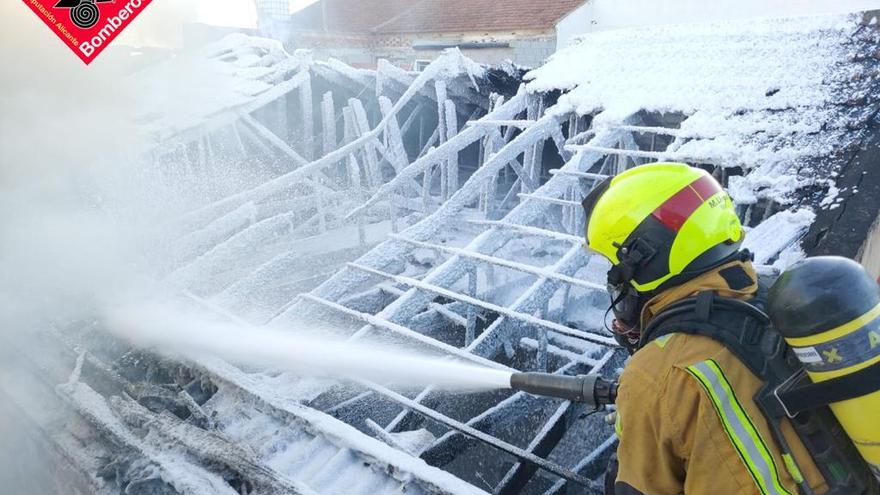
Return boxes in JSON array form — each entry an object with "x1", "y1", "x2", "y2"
[{"x1": 613, "y1": 260, "x2": 828, "y2": 495}]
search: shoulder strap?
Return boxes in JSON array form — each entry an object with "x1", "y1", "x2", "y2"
[
  {"x1": 778, "y1": 362, "x2": 880, "y2": 414},
  {"x1": 644, "y1": 291, "x2": 880, "y2": 412},
  {"x1": 641, "y1": 291, "x2": 783, "y2": 381}
]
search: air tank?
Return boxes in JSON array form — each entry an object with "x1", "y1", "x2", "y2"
[{"x1": 767, "y1": 256, "x2": 880, "y2": 480}]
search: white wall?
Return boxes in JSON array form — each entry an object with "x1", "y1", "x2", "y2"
[{"x1": 557, "y1": 0, "x2": 880, "y2": 49}]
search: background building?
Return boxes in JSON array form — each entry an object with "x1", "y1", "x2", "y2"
[{"x1": 265, "y1": 0, "x2": 585, "y2": 69}]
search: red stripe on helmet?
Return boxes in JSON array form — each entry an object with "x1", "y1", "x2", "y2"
[
  {"x1": 690, "y1": 174, "x2": 723, "y2": 201},
  {"x1": 651, "y1": 175, "x2": 722, "y2": 232}
]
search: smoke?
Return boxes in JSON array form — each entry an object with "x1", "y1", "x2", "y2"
[
  {"x1": 117, "y1": 1, "x2": 200, "y2": 48},
  {"x1": 0, "y1": 0, "x2": 236, "y2": 326},
  {"x1": 0, "y1": 0, "x2": 156, "y2": 326},
  {"x1": 117, "y1": 0, "x2": 255, "y2": 49},
  {"x1": 0, "y1": 3, "x2": 193, "y2": 493}
]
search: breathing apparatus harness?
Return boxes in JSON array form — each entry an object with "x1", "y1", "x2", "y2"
[{"x1": 641, "y1": 274, "x2": 880, "y2": 495}]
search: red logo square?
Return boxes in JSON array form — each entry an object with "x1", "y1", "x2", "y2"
[{"x1": 22, "y1": 0, "x2": 154, "y2": 65}]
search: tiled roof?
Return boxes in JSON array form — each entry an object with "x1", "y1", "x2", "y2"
[
  {"x1": 289, "y1": 0, "x2": 585, "y2": 34},
  {"x1": 289, "y1": 0, "x2": 424, "y2": 34},
  {"x1": 374, "y1": 0, "x2": 585, "y2": 34}
]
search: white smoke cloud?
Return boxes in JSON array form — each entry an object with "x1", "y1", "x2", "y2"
[
  {"x1": 0, "y1": 1, "x2": 148, "y2": 309},
  {"x1": 117, "y1": 0, "x2": 261, "y2": 49},
  {"x1": 0, "y1": 4, "x2": 189, "y2": 490},
  {"x1": 0, "y1": 2, "x2": 408, "y2": 491}
]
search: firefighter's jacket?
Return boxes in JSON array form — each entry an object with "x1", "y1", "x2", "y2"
[{"x1": 613, "y1": 260, "x2": 828, "y2": 495}]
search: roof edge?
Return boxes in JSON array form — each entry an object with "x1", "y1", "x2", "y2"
[{"x1": 552, "y1": 0, "x2": 589, "y2": 28}]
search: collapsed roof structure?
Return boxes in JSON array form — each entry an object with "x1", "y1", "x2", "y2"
[{"x1": 4, "y1": 8, "x2": 880, "y2": 495}]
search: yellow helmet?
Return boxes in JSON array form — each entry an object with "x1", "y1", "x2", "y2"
[{"x1": 582, "y1": 162, "x2": 744, "y2": 294}]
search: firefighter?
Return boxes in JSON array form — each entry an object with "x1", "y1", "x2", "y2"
[{"x1": 581, "y1": 163, "x2": 827, "y2": 495}]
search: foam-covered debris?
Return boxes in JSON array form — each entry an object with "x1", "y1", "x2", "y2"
[
  {"x1": 133, "y1": 34, "x2": 298, "y2": 142},
  {"x1": 743, "y1": 209, "x2": 816, "y2": 264},
  {"x1": 526, "y1": 12, "x2": 875, "y2": 205}
]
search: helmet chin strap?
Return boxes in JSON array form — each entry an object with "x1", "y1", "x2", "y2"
[
  {"x1": 605, "y1": 285, "x2": 645, "y2": 353},
  {"x1": 602, "y1": 299, "x2": 619, "y2": 334},
  {"x1": 605, "y1": 239, "x2": 659, "y2": 352}
]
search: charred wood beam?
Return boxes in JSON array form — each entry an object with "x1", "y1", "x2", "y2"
[
  {"x1": 175, "y1": 52, "x2": 488, "y2": 231},
  {"x1": 111, "y1": 397, "x2": 316, "y2": 495},
  {"x1": 543, "y1": 434, "x2": 618, "y2": 495},
  {"x1": 235, "y1": 118, "x2": 277, "y2": 158},
  {"x1": 354, "y1": 380, "x2": 595, "y2": 488},
  {"x1": 508, "y1": 157, "x2": 540, "y2": 192},
  {"x1": 299, "y1": 293, "x2": 511, "y2": 371},
  {"x1": 345, "y1": 90, "x2": 529, "y2": 221},
  {"x1": 445, "y1": 100, "x2": 460, "y2": 197},
  {"x1": 548, "y1": 169, "x2": 609, "y2": 181},
  {"x1": 349, "y1": 98, "x2": 383, "y2": 189},
  {"x1": 522, "y1": 97, "x2": 545, "y2": 193},
  {"x1": 299, "y1": 72, "x2": 315, "y2": 160},
  {"x1": 495, "y1": 402, "x2": 576, "y2": 495},
  {"x1": 238, "y1": 112, "x2": 310, "y2": 167},
  {"x1": 345, "y1": 262, "x2": 616, "y2": 346},
  {"x1": 517, "y1": 193, "x2": 581, "y2": 208},
  {"x1": 468, "y1": 120, "x2": 535, "y2": 129},
  {"x1": 481, "y1": 128, "x2": 505, "y2": 217},
  {"x1": 418, "y1": 126, "x2": 441, "y2": 158},
  {"x1": 497, "y1": 177, "x2": 523, "y2": 211},
  {"x1": 347, "y1": 154, "x2": 367, "y2": 246},
  {"x1": 436, "y1": 81, "x2": 450, "y2": 201},
  {"x1": 153, "y1": 70, "x2": 310, "y2": 151},
  {"x1": 341, "y1": 129, "x2": 621, "y2": 328},
  {"x1": 387, "y1": 234, "x2": 603, "y2": 291},
  {"x1": 400, "y1": 101, "x2": 425, "y2": 137},
  {"x1": 57, "y1": 380, "x2": 240, "y2": 495},
  {"x1": 420, "y1": 350, "x2": 615, "y2": 477},
  {"x1": 566, "y1": 143, "x2": 713, "y2": 164},
  {"x1": 379, "y1": 97, "x2": 410, "y2": 173},
  {"x1": 321, "y1": 92, "x2": 338, "y2": 156},
  {"x1": 174, "y1": 336, "x2": 496, "y2": 494}
]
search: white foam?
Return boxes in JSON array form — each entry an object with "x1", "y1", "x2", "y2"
[{"x1": 104, "y1": 303, "x2": 513, "y2": 392}]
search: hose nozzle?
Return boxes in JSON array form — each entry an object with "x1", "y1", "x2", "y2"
[{"x1": 510, "y1": 372, "x2": 618, "y2": 408}]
